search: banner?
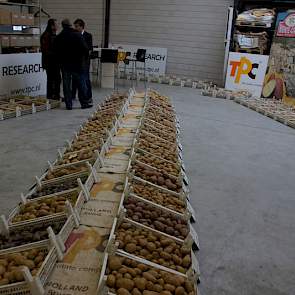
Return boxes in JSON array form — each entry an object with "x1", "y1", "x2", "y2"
[
  {"x1": 113, "y1": 44, "x2": 167, "y2": 76},
  {"x1": 225, "y1": 52, "x2": 269, "y2": 97},
  {"x1": 262, "y1": 11, "x2": 295, "y2": 106},
  {"x1": 0, "y1": 53, "x2": 46, "y2": 97}
]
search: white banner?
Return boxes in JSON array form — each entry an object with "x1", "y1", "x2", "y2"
[
  {"x1": 113, "y1": 44, "x2": 167, "y2": 76},
  {"x1": 225, "y1": 52, "x2": 269, "y2": 97},
  {"x1": 0, "y1": 53, "x2": 46, "y2": 97}
]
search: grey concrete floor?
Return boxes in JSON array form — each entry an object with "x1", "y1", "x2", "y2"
[{"x1": 1, "y1": 83, "x2": 295, "y2": 295}]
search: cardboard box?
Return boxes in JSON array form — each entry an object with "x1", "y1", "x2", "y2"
[
  {"x1": 9, "y1": 35, "x2": 18, "y2": 47},
  {"x1": 26, "y1": 14, "x2": 34, "y2": 26},
  {"x1": 32, "y1": 36, "x2": 40, "y2": 47},
  {"x1": 0, "y1": 8, "x2": 11, "y2": 25},
  {"x1": 0, "y1": 36, "x2": 10, "y2": 47},
  {"x1": 11, "y1": 13, "x2": 34, "y2": 25},
  {"x1": 24, "y1": 36, "x2": 32, "y2": 46},
  {"x1": 11, "y1": 12, "x2": 21, "y2": 25}
]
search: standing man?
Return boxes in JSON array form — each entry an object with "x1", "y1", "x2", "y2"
[
  {"x1": 73, "y1": 19, "x2": 93, "y2": 105},
  {"x1": 54, "y1": 19, "x2": 91, "y2": 110},
  {"x1": 40, "y1": 19, "x2": 61, "y2": 100}
]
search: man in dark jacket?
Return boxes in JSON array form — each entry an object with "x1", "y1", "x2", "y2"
[
  {"x1": 54, "y1": 19, "x2": 90, "y2": 110},
  {"x1": 40, "y1": 19, "x2": 61, "y2": 100},
  {"x1": 73, "y1": 19, "x2": 93, "y2": 105}
]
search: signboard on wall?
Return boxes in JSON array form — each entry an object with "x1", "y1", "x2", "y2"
[
  {"x1": 113, "y1": 44, "x2": 167, "y2": 76},
  {"x1": 262, "y1": 11, "x2": 295, "y2": 106},
  {"x1": 0, "y1": 53, "x2": 46, "y2": 97},
  {"x1": 225, "y1": 52, "x2": 269, "y2": 97}
]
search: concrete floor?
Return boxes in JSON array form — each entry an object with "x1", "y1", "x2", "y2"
[{"x1": 1, "y1": 83, "x2": 295, "y2": 295}]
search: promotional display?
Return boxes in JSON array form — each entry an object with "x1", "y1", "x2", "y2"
[
  {"x1": 113, "y1": 44, "x2": 167, "y2": 76},
  {"x1": 225, "y1": 52, "x2": 269, "y2": 97},
  {"x1": 262, "y1": 11, "x2": 295, "y2": 106},
  {"x1": 0, "y1": 53, "x2": 46, "y2": 96}
]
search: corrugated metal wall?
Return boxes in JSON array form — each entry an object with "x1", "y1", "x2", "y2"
[
  {"x1": 110, "y1": 0, "x2": 233, "y2": 84},
  {"x1": 41, "y1": 0, "x2": 104, "y2": 47},
  {"x1": 41, "y1": 0, "x2": 232, "y2": 84}
]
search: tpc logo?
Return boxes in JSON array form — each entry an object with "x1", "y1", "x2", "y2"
[{"x1": 229, "y1": 57, "x2": 259, "y2": 84}]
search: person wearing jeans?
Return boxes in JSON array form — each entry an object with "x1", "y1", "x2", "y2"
[{"x1": 54, "y1": 19, "x2": 90, "y2": 109}]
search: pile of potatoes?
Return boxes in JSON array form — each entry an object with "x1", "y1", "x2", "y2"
[
  {"x1": 145, "y1": 113, "x2": 175, "y2": 130},
  {"x1": 115, "y1": 222, "x2": 191, "y2": 273},
  {"x1": 144, "y1": 119, "x2": 176, "y2": 134},
  {"x1": 67, "y1": 139, "x2": 101, "y2": 153},
  {"x1": 0, "y1": 221, "x2": 64, "y2": 250},
  {"x1": 131, "y1": 181, "x2": 185, "y2": 214},
  {"x1": 105, "y1": 255, "x2": 195, "y2": 295},
  {"x1": 124, "y1": 197, "x2": 189, "y2": 240},
  {"x1": 133, "y1": 163, "x2": 182, "y2": 193},
  {"x1": 148, "y1": 100, "x2": 174, "y2": 111},
  {"x1": 136, "y1": 153, "x2": 180, "y2": 178},
  {"x1": 58, "y1": 148, "x2": 96, "y2": 165},
  {"x1": 45, "y1": 164, "x2": 88, "y2": 181},
  {"x1": 146, "y1": 108, "x2": 175, "y2": 123},
  {"x1": 0, "y1": 248, "x2": 48, "y2": 286},
  {"x1": 12, "y1": 192, "x2": 77, "y2": 223},
  {"x1": 29, "y1": 175, "x2": 88, "y2": 199},
  {"x1": 141, "y1": 124, "x2": 176, "y2": 143},
  {"x1": 138, "y1": 139, "x2": 178, "y2": 163}
]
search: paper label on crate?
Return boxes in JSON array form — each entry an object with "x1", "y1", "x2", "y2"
[
  {"x1": 187, "y1": 202, "x2": 197, "y2": 222},
  {"x1": 90, "y1": 174, "x2": 124, "y2": 202},
  {"x1": 105, "y1": 146, "x2": 131, "y2": 161},
  {"x1": 80, "y1": 199, "x2": 119, "y2": 228},
  {"x1": 45, "y1": 226, "x2": 109, "y2": 295},
  {"x1": 189, "y1": 223, "x2": 200, "y2": 248},
  {"x1": 100, "y1": 158, "x2": 129, "y2": 174}
]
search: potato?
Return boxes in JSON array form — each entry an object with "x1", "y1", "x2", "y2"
[
  {"x1": 107, "y1": 274, "x2": 116, "y2": 288},
  {"x1": 184, "y1": 281, "x2": 194, "y2": 293},
  {"x1": 143, "y1": 272, "x2": 157, "y2": 283},
  {"x1": 164, "y1": 284, "x2": 175, "y2": 292},
  {"x1": 117, "y1": 288, "x2": 131, "y2": 295},
  {"x1": 182, "y1": 255, "x2": 191, "y2": 268},
  {"x1": 109, "y1": 256, "x2": 122, "y2": 271},
  {"x1": 132, "y1": 288, "x2": 142, "y2": 295},
  {"x1": 116, "y1": 278, "x2": 134, "y2": 291},
  {"x1": 0, "y1": 265, "x2": 5, "y2": 276},
  {"x1": 134, "y1": 277, "x2": 147, "y2": 291},
  {"x1": 125, "y1": 243, "x2": 137, "y2": 253},
  {"x1": 143, "y1": 291, "x2": 160, "y2": 295},
  {"x1": 175, "y1": 286, "x2": 185, "y2": 295}
]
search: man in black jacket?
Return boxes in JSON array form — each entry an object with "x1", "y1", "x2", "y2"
[
  {"x1": 40, "y1": 19, "x2": 61, "y2": 100},
  {"x1": 54, "y1": 19, "x2": 90, "y2": 110},
  {"x1": 73, "y1": 19, "x2": 93, "y2": 105}
]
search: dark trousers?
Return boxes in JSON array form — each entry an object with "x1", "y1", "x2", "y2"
[
  {"x1": 72, "y1": 65, "x2": 92, "y2": 104},
  {"x1": 46, "y1": 67, "x2": 61, "y2": 100},
  {"x1": 61, "y1": 68, "x2": 88, "y2": 108}
]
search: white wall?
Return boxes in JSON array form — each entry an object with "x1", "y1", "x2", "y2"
[
  {"x1": 110, "y1": 0, "x2": 233, "y2": 84},
  {"x1": 41, "y1": 0, "x2": 104, "y2": 46}
]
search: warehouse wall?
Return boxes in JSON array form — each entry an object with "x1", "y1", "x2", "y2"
[
  {"x1": 110, "y1": 0, "x2": 233, "y2": 84},
  {"x1": 41, "y1": 0, "x2": 104, "y2": 47}
]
